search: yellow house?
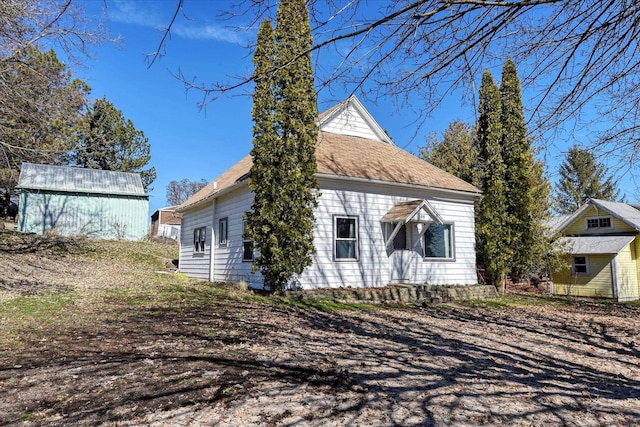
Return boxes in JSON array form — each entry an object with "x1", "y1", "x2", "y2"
[{"x1": 550, "y1": 199, "x2": 640, "y2": 301}]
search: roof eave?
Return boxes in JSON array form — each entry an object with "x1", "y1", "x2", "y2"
[
  {"x1": 176, "y1": 180, "x2": 249, "y2": 213},
  {"x1": 316, "y1": 173, "x2": 482, "y2": 199}
]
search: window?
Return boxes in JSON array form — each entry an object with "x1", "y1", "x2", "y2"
[
  {"x1": 424, "y1": 223, "x2": 454, "y2": 259},
  {"x1": 334, "y1": 216, "x2": 358, "y2": 260},
  {"x1": 193, "y1": 227, "x2": 206, "y2": 253},
  {"x1": 586, "y1": 216, "x2": 612, "y2": 229},
  {"x1": 242, "y1": 218, "x2": 253, "y2": 261},
  {"x1": 219, "y1": 217, "x2": 228, "y2": 247},
  {"x1": 389, "y1": 223, "x2": 408, "y2": 250},
  {"x1": 572, "y1": 256, "x2": 589, "y2": 274}
]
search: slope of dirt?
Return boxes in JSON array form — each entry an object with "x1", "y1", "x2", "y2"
[{"x1": 1, "y1": 232, "x2": 640, "y2": 426}]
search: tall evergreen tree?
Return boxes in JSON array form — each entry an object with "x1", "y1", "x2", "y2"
[
  {"x1": 418, "y1": 119, "x2": 477, "y2": 186},
  {"x1": 75, "y1": 98, "x2": 156, "y2": 191},
  {"x1": 0, "y1": 47, "x2": 89, "y2": 214},
  {"x1": 475, "y1": 70, "x2": 510, "y2": 290},
  {"x1": 554, "y1": 145, "x2": 620, "y2": 214},
  {"x1": 499, "y1": 59, "x2": 540, "y2": 279},
  {"x1": 248, "y1": 0, "x2": 319, "y2": 294}
]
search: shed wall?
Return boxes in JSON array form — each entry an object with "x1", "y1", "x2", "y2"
[{"x1": 18, "y1": 190, "x2": 148, "y2": 240}]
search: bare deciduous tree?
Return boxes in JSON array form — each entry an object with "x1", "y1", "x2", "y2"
[
  {"x1": 161, "y1": 1, "x2": 640, "y2": 174},
  {"x1": 166, "y1": 178, "x2": 208, "y2": 206}
]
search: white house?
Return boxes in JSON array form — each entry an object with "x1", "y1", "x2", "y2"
[
  {"x1": 150, "y1": 206, "x2": 182, "y2": 241},
  {"x1": 177, "y1": 96, "x2": 482, "y2": 289}
]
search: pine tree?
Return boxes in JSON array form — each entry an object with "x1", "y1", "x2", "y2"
[
  {"x1": 248, "y1": 0, "x2": 319, "y2": 294},
  {"x1": 554, "y1": 145, "x2": 620, "y2": 214},
  {"x1": 418, "y1": 119, "x2": 477, "y2": 186},
  {"x1": 499, "y1": 59, "x2": 539, "y2": 279},
  {"x1": 75, "y1": 98, "x2": 156, "y2": 191},
  {"x1": 475, "y1": 69, "x2": 510, "y2": 290}
]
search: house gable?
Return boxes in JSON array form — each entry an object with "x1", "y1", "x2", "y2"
[
  {"x1": 558, "y1": 200, "x2": 639, "y2": 236},
  {"x1": 318, "y1": 96, "x2": 393, "y2": 144}
]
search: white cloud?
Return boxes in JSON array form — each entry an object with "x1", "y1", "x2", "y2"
[
  {"x1": 109, "y1": 0, "x2": 163, "y2": 28},
  {"x1": 109, "y1": 0, "x2": 247, "y2": 45},
  {"x1": 173, "y1": 24, "x2": 245, "y2": 44}
]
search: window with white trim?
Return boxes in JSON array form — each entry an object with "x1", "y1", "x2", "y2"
[
  {"x1": 585, "y1": 216, "x2": 612, "y2": 229},
  {"x1": 334, "y1": 216, "x2": 358, "y2": 260},
  {"x1": 242, "y1": 218, "x2": 253, "y2": 261},
  {"x1": 219, "y1": 217, "x2": 228, "y2": 247},
  {"x1": 193, "y1": 227, "x2": 206, "y2": 253},
  {"x1": 572, "y1": 256, "x2": 589, "y2": 274},
  {"x1": 424, "y1": 223, "x2": 454, "y2": 259}
]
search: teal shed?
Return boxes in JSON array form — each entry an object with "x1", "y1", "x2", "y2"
[{"x1": 17, "y1": 163, "x2": 149, "y2": 240}]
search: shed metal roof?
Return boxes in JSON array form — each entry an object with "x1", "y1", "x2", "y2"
[{"x1": 17, "y1": 163, "x2": 147, "y2": 197}]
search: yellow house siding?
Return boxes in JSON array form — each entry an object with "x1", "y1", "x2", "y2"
[
  {"x1": 615, "y1": 244, "x2": 639, "y2": 301},
  {"x1": 552, "y1": 254, "x2": 614, "y2": 298},
  {"x1": 563, "y1": 206, "x2": 635, "y2": 235},
  {"x1": 636, "y1": 237, "x2": 640, "y2": 294}
]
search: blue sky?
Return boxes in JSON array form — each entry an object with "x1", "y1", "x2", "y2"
[{"x1": 74, "y1": 0, "x2": 637, "y2": 215}]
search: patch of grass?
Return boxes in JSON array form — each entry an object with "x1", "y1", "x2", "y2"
[
  {"x1": 457, "y1": 292, "x2": 577, "y2": 309},
  {"x1": 3, "y1": 292, "x2": 75, "y2": 320},
  {"x1": 19, "y1": 412, "x2": 33, "y2": 421},
  {"x1": 0, "y1": 291, "x2": 78, "y2": 347}
]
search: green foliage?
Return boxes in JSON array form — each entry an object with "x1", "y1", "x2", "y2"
[
  {"x1": 554, "y1": 145, "x2": 620, "y2": 215},
  {"x1": 248, "y1": 0, "x2": 319, "y2": 294},
  {"x1": 500, "y1": 59, "x2": 549, "y2": 279},
  {"x1": 418, "y1": 119, "x2": 477, "y2": 186},
  {"x1": 475, "y1": 69, "x2": 510, "y2": 290},
  {"x1": 0, "y1": 47, "x2": 89, "y2": 209},
  {"x1": 74, "y1": 98, "x2": 156, "y2": 191},
  {"x1": 474, "y1": 61, "x2": 553, "y2": 289}
]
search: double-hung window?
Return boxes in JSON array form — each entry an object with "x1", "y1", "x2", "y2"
[
  {"x1": 219, "y1": 217, "x2": 228, "y2": 247},
  {"x1": 334, "y1": 216, "x2": 358, "y2": 261},
  {"x1": 572, "y1": 256, "x2": 589, "y2": 274},
  {"x1": 242, "y1": 218, "x2": 253, "y2": 261},
  {"x1": 193, "y1": 227, "x2": 206, "y2": 253},
  {"x1": 424, "y1": 223, "x2": 454, "y2": 260}
]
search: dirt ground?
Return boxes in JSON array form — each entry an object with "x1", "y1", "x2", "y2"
[{"x1": 1, "y1": 234, "x2": 640, "y2": 426}]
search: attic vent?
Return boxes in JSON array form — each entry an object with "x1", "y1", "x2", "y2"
[{"x1": 213, "y1": 181, "x2": 218, "y2": 190}]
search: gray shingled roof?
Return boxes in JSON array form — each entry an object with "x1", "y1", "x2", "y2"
[
  {"x1": 17, "y1": 163, "x2": 146, "y2": 197},
  {"x1": 557, "y1": 235, "x2": 636, "y2": 254},
  {"x1": 589, "y1": 199, "x2": 640, "y2": 231}
]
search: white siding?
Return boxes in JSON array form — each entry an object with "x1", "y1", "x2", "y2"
[
  {"x1": 210, "y1": 187, "x2": 260, "y2": 285},
  {"x1": 157, "y1": 223, "x2": 180, "y2": 241},
  {"x1": 321, "y1": 106, "x2": 383, "y2": 141},
  {"x1": 298, "y1": 178, "x2": 478, "y2": 289},
  {"x1": 179, "y1": 178, "x2": 479, "y2": 290},
  {"x1": 179, "y1": 203, "x2": 213, "y2": 280}
]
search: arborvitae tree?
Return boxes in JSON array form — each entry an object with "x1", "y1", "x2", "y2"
[
  {"x1": 554, "y1": 145, "x2": 620, "y2": 214},
  {"x1": 75, "y1": 98, "x2": 156, "y2": 191},
  {"x1": 248, "y1": 0, "x2": 319, "y2": 294},
  {"x1": 418, "y1": 119, "x2": 477, "y2": 186},
  {"x1": 475, "y1": 69, "x2": 510, "y2": 291},
  {"x1": 499, "y1": 59, "x2": 539, "y2": 279}
]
